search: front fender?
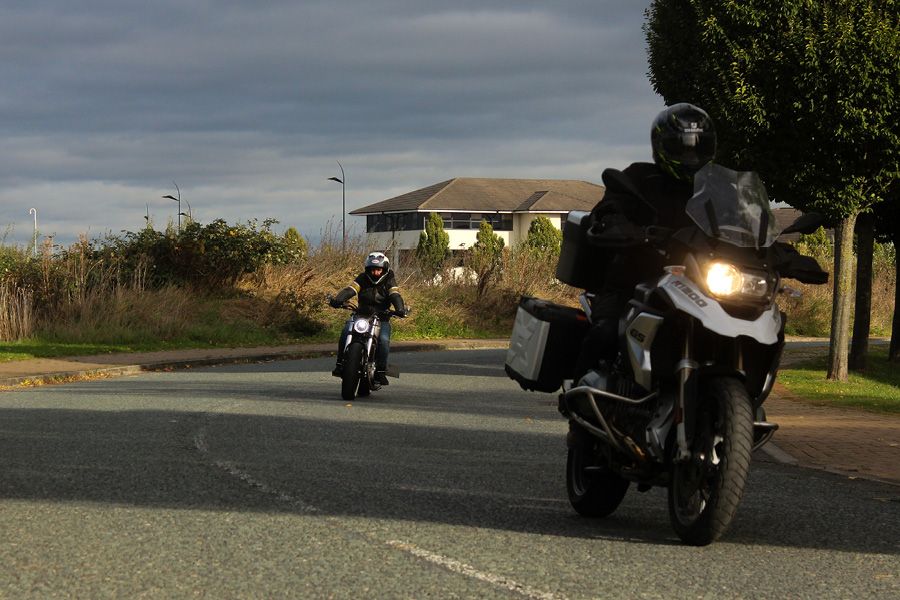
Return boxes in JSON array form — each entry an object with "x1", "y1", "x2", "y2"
[{"x1": 657, "y1": 274, "x2": 781, "y2": 345}]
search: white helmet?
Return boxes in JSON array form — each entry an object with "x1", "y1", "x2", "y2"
[{"x1": 364, "y1": 251, "x2": 390, "y2": 283}]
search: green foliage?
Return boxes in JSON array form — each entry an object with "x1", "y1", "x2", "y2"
[
  {"x1": 94, "y1": 218, "x2": 296, "y2": 288},
  {"x1": 645, "y1": 0, "x2": 899, "y2": 218},
  {"x1": 281, "y1": 227, "x2": 308, "y2": 263},
  {"x1": 794, "y1": 226, "x2": 833, "y2": 266},
  {"x1": 523, "y1": 216, "x2": 562, "y2": 256},
  {"x1": 468, "y1": 219, "x2": 506, "y2": 296},
  {"x1": 415, "y1": 212, "x2": 450, "y2": 276}
]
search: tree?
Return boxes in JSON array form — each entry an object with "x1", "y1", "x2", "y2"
[
  {"x1": 281, "y1": 226, "x2": 308, "y2": 264},
  {"x1": 849, "y1": 213, "x2": 875, "y2": 371},
  {"x1": 645, "y1": 0, "x2": 900, "y2": 381},
  {"x1": 873, "y1": 184, "x2": 900, "y2": 362},
  {"x1": 468, "y1": 219, "x2": 505, "y2": 297},
  {"x1": 523, "y1": 216, "x2": 562, "y2": 256},
  {"x1": 415, "y1": 212, "x2": 450, "y2": 277}
]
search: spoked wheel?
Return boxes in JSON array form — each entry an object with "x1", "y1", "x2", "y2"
[
  {"x1": 668, "y1": 377, "x2": 754, "y2": 546},
  {"x1": 341, "y1": 343, "x2": 364, "y2": 400},
  {"x1": 566, "y1": 434, "x2": 629, "y2": 518}
]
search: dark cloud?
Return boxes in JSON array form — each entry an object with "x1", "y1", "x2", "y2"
[{"x1": 0, "y1": 1, "x2": 662, "y2": 246}]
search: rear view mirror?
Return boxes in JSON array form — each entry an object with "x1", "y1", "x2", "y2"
[{"x1": 781, "y1": 212, "x2": 825, "y2": 235}]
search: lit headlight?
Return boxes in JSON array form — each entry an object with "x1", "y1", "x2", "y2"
[
  {"x1": 705, "y1": 262, "x2": 770, "y2": 299},
  {"x1": 353, "y1": 319, "x2": 371, "y2": 334},
  {"x1": 706, "y1": 263, "x2": 742, "y2": 296}
]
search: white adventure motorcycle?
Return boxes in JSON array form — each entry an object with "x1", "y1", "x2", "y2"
[{"x1": 506, "y1": 164, "x2": 828, "y2": 545}]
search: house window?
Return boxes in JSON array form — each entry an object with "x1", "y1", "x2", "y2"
[
  {"x1": 366, "y1": 212, "x2": 512, "y2": 232},
  {"x1": 366, "y1": 212, "x2": 425, "y2": 232},
  {"x1": 437, "y1": 212, "x2": 512, "y2": 231}
]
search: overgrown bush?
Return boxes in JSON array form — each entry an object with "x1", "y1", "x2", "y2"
[
  {"x1": 779, "y1": 229, "x2": 895, "y2": 337},
  {"x1": 0, "y1": 215, "x2": 893, "y2": 347}
]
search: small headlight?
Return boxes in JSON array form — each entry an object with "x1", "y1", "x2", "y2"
[
  {"x1": 706, "y1": 262, "x2": 742, "y2": 296},
  {"x1": 740, "y1": 273, "x2": 770, "y2": 298},
  {"x1": 353, "y1": 319, "x2": 370, "y2": 334}
]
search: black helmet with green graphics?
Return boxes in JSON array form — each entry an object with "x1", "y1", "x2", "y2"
[{"x1": 651, "y1": 103, "x2": 717, "y2": 181}]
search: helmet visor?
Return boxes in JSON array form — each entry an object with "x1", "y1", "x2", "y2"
[{"x1": 660, "y1": 132, "x2": 716, "y2": 167}]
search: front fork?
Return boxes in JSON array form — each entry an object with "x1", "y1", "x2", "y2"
[{"x1": 674, "y1": 320, "x2": 699, "y2": 462}]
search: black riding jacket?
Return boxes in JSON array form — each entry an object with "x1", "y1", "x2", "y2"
[
  {"x1": 585, "y1": 162, "x2": 694, "y2": 315},
  {"x1": 334, "y1": 269, "x2": 406, "y2": 315}
]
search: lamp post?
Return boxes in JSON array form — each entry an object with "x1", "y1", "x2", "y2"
[
  {"x1": 327, "y1": 161, "x2": 346, "y2": 252},
  {"x1": 28, "y1": 208, "x2": 37, "y2": 257},
  {"x1": 162, "y1": 182, "x2": 182, "y2": 232}
]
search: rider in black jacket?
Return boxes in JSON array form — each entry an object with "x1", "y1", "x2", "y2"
[
  {"x1": 329, "y1": 251, "x2": 408, "y2": 384},
  {"x1": 574, "y1": 103, "x2": 717, "y2": 379}
]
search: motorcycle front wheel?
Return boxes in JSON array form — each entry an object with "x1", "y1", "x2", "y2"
[
  {"x1": 341, "y1": 342, "x2": 364, "y2": 400},
  {"x1": 566, "y1": 441, "x2": 629, "y2": 518},
  {"x1": 667, "y1": 376, "x2": 753, "y2": 546}
]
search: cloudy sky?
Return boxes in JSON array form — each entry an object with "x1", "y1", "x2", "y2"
[{"x1": 1, "y1": 0, "x2": 665, "y2": 247}]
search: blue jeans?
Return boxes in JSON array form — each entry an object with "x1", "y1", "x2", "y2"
[{"x1": 339, "y1": 318, "x2": 391, "y2": 371}]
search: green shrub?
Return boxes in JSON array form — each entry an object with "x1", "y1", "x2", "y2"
[
  {"x1": 415, "y1": 213, "x2": 450, "y2": 277},
  {"x1": 523, "y1": 215, "x2": 562, "y2": 257}
]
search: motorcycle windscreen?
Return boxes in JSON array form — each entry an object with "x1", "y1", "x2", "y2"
[{"x1": 687, "y1": 163, "x2": 779, "y2": 249}]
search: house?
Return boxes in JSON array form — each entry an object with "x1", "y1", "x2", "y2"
[
  {"x1": 772, "y1": 207, "x2": 804, "y2": 242},
  {"x1": 350, "y1": 177, "x2": 605, "y2": 260}
]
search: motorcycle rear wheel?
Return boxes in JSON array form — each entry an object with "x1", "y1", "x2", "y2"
[
  {"x1": 341, "y1": 343, "x2": 364, "y2": 400},
  {"x1": 566, "y1": 443, "x2": 629, "y2": 518},
  {"x1": 667, "y1": 376, "x2": 753, "y2": 546}
]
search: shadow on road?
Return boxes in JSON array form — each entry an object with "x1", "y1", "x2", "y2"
[
  {"x1": 1, "y1": 405, "x2": 898, "y2": 556},
  {"x1": 202, "y1": 348, "x2": 512, "y2": 379}
]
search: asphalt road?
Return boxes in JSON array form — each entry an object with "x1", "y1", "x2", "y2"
[{"x1": 1, "y1": 349, "x2": 898, "y2": 599}]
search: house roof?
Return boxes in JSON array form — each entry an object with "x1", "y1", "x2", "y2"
[
  {"x1": 349, "y1": 177, "x2": 605, "y2": 215},
  {"x1": 772, "y1": 207, "x2": 803, "y2": 242}
]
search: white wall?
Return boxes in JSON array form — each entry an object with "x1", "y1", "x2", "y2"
[
  {"x1": 364, "y1": 212, "x2": 562, "y2": 252},
  {"x1": 512, "y1": 213, "x2": 562, "y2": 246}
]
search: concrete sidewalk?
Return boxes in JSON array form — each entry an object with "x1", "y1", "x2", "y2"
[{"x1": 0, "y1": 339, "x2": 897, "y2": 486}]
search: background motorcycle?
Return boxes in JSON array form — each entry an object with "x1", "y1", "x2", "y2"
[
  {"x1": 511, "y1": 164, "x2": 828, "y2": 545},
  {"x1": 332, "y1": 302, "x2": 406, "y2": 401}
]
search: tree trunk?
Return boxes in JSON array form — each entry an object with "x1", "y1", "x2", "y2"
[
  {"x1": 891, "y1": 230, "x2": 900, "y2": 362},
  {"x1": 827, "y1": 213, "x2": 858, "y2": 381},
  {"x1": 849, "y1": 213, "x2": 874, "y2": 371}
]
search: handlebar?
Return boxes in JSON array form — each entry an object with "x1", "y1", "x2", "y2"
[{"x1": 327, "y1": 297, "x2": 409, "y2": 318}]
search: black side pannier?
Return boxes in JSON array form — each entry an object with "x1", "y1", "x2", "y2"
[
  {"x1": 555, "y1": 210, "x2": 610, "y2": 291},
  {"x1": 505, "y1": 297, "x2": 590, "y2": 393}
]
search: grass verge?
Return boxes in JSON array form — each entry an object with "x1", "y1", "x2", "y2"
[{"x1": 778, "y1": 347, "x2": 900, "y2": 414}]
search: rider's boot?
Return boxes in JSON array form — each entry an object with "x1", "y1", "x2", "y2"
[
  {"x1": 332, "y1": 360, "x2": 343, "y2": 377},
  {"x1": 375, "y1": 371, "x2": 389, "y2": 385}
]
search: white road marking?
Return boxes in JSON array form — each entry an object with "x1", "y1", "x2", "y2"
[
  {"x1": 386, "y1": 540, "x2": 567, "y2": 600},
  {"x1": 193, "y1": 423, "x2": 568, "y2": 600}
]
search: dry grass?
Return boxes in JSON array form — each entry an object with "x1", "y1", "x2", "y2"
[
  {"x1": 0, "y1": 224, "x2": 894, "y2": 349},
  {"x1": 0, "y1": 283, "x2": 33, "y2": 341},
  {"x1": 39, "y1": 285, "x2": 196, "y2": 344},
  {"x1": 779, "y1": 245, "x2": 896, "y2": 337}
]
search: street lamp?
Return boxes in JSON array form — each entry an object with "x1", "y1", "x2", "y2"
[
  {"x1": 28, "y1": 208, "x2": 37, "y2": 257},
  {"x1": 162, "y1": 181, "x2": 182, "y2": 232},
  {"x1": 327, "y1": 161, "x2": 346, "y2": 252}
]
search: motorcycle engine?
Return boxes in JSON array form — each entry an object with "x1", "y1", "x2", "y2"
[{"x1": 582, "y1": 365, "x2": 657, "y2": 450}]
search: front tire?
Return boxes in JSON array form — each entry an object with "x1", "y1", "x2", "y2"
[
  {"x1": 566, "y1": 441, "x2": 629, "y2": 518},
  {"x1": 667, "y1": 377, "x2": 753, "y2": 545},
  {"x1": 341, "y1": 343, "x2": 364, "y2": 400}
]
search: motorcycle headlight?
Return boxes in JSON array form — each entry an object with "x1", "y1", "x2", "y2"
[
  {"x1": 353, "y1": 319, "x2": 371, "y2": 334},
  {"x1": 705, "y1": 262, "x2": 771, "y2": 299}
]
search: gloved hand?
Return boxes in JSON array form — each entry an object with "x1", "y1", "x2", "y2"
[
  {"x1": 398, "y1": 307, "x2": 410, "y2": 318},
  {"x1": 328, "y1": 297, "x2": 343, "y2": 308}
]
